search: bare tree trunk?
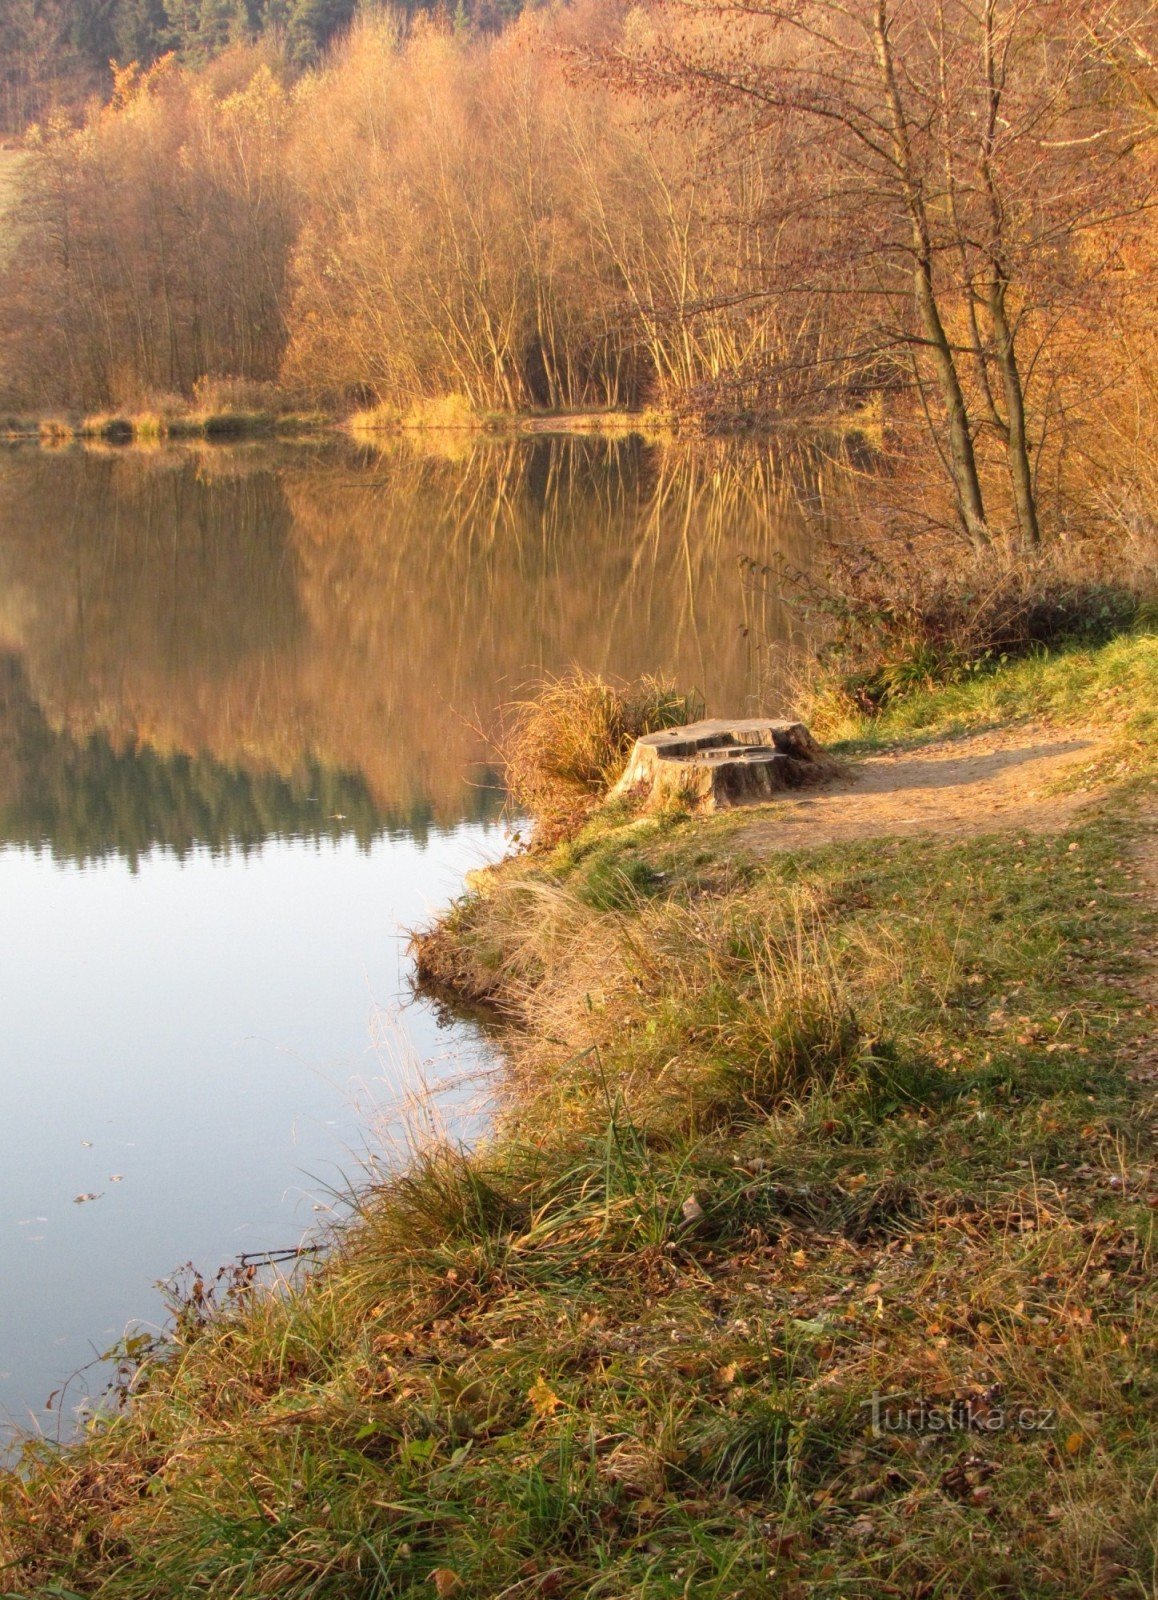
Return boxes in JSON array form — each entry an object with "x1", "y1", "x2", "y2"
[
  {"x1": 987, "y1": 279, "x2": 1040, "y2": 544},
  {"x1": 979, "y1": 0, "x2": 1040, "y2": 546},
  {"x1": 873, "y1": 0, "x2": 989, "y2": 545}
]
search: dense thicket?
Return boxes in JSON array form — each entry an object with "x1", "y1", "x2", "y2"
[
  {"x1": 0, "y1": 0, "x2": 1154, "y2": 547},
  {"x1": 282, "y1": 11, "x2": 834, "y2": 413},
  {"x1": 1, "y1": 54, "x2": 297, "y2": 401}
]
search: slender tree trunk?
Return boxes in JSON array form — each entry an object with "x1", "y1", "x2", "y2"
[
  {"x1": 873, "y1": 0, "x2": 990, "y2": 546},
  {"x1": 987, "y1": 279, "x2": 1040, "y2": 544},
  {"x1": 978, "y1": 0, "x2": 1040, "y2": 546},
  {"x1": 913, "y1": 256, "x2": 990, "y2": 545}
]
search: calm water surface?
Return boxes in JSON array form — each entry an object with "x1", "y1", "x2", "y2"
[{"x1": 0, "y1": 434, "x2": 824, "y2": 1439}]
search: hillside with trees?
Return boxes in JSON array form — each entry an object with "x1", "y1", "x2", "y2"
[
  {"x1": 1, "y1": 0, "x2": 372, "y2": 131},
  {"x1": 0, "y1": 0, "x2": 1154, "y2": 553}
]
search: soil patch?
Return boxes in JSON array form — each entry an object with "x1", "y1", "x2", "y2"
[{"x1": 737, "y1": 725, "x2": 1110, "y2": 853}]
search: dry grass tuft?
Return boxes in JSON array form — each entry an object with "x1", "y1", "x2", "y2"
[
  {"x1": 500, "y1": 670, "x2": 702, "y2": 843},
  {"x1": 36, "y1": 415, "x2": 74, "y2": 443},
  {"x1": 131, "y1": 412, "x2": 166, "y2": 441},
  {"x1": 403, "y1": 392, "x2": 480, "y2": 431},
  {"x1": 344, "y1": 401, "x2": 401, "y2": 435},
  {"x1": 347, "y1": 394, "x2": 480, "y2": 437}
]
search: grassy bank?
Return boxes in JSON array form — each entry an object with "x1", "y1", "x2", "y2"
[
  {"x1": 0, "y1": 410, "x2": 332, "y2": 445},
  {"x1": 3, "y1": 406, "x2": 672, "y2": 449},
  {"x1": 5, "y1": 397, "x2": 885, "y2": 448},
  {"x1": 2, "y1": 636, "x2": 1155, "y2": 1599},
  {"x1": 822, "y1": 631, "x2": 1158, "y2": 758}
]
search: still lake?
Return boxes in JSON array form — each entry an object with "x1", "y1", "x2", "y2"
[{"x1": 0, "y1": 432, "x2": 821, "y2": 1439}]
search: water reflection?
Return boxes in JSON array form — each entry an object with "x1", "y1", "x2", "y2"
[
  {"x1": 0, "y1": 434, "x2": 826, "y2": 858},
  {"x1": 0, "y1": 828, "x2": 501, "y2": 1438},
  {"x1": 0, "y1": 432, "x2": 837, "y2": 1433}
]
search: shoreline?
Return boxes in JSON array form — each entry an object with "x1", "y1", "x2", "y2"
[
  {"x1": 1, "y1": 402, "x2": 884, "y2": 449},
  {"x1": 3, "y1": 632, "x2": 1154, "y2": 1595}
]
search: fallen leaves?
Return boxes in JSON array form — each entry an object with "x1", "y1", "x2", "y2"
[{"x1": 528, "y1": 1376, "x2": 561, "y2": 1418}]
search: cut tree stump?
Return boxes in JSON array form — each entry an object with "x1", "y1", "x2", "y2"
[{"x1": 611, "y1": 717, "x2": 836, "y2": 813}]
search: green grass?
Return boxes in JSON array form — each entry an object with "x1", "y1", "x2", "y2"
[
  {"x1": 823, "y1": 628, "x2": 1158, "y2": 757},
  {"x1": 3, "y1": 634, "x2": 1155, "y2": 1598}
]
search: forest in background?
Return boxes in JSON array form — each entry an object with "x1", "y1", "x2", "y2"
[
  {"x1": 0, "y1": 0, "x2": 1154, "y2": 550},
  {"x1": 0, "y1": 0, "x2": 479, "y2": 131}
]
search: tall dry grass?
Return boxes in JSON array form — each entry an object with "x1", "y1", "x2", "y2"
[{"x1": 499, "y1": 670, "x2": 702, "y2": 842}]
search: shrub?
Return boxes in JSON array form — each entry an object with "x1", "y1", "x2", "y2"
[
  {"x1": 404, "y1": 392, "x2": 479, "y2": 430},
  {"x1": 789, "y1": 542, "x2": 1149, "y2": 728},
  {"x1": 191, "y1": 374, "x2": 284, "y2": 414},
  {"x1": 500, "y1": 670, "x2": 701, "y2": 843}
]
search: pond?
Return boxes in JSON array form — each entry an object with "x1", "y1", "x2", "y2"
[{"x1": 0, "y1": 432, "x2": 826, "y2": 1442}]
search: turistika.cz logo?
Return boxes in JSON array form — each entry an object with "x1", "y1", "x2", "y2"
[{"x1": 863, "y1": 1391, "x2": 1058, "y2": 1437}]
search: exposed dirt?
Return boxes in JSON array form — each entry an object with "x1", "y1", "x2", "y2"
[{"x1": 735, "y1": 725, "x2": 1113, "y2": 854}]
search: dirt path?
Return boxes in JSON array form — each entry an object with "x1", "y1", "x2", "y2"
[{"x1": 736, "y1": 724, "x2": 1111, "y2": 854}]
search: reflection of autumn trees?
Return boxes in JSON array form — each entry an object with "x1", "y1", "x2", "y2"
[
  {"x1": 0, "y1": 653, "x2": 395, "y2": 865},
  {"x1": 0, "y1": 438, "x2": 829, "y2": 838},
  {"x1": 279, "y1": 436, "x2": 820, "y2": 806}
]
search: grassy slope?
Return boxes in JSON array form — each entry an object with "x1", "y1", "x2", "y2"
[
  {"x1": 821, "y1": 629, "x2": 1158, "y2": 754},
  {"x1": 2, "y1": 635, "x2": 1155, "y2": 1600}
]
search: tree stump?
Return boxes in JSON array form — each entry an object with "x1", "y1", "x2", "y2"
[{"x1": 611, "y1": 717, "x2": 836, "y2": 812}]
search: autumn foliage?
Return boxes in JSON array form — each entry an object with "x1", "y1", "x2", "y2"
[{"x1": 0, "y1": 0, "x2": 1154, "y2": 547}]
